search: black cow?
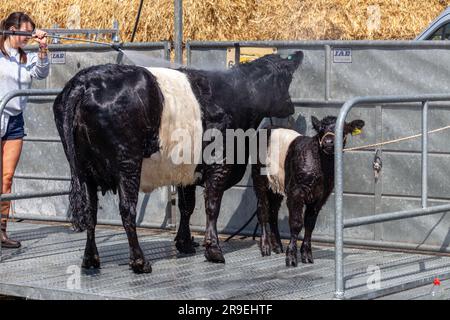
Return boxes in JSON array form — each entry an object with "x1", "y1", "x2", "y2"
[
  {"x1": 251, "y1": 116, "x2": 364, "y2": 267},
  {"x1": 53, "y1": 51, "x2": 303, "y2": 273}
]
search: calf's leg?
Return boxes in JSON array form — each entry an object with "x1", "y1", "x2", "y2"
[
  {"x1": 252, "y1": 172, "x2": 272, "y2": 256},
  {"x1": 255, "y1": 190, "x2": 272, "y2": 257},
  {"x1": 300, "y1": 204, "x2": 320, "y2": 264},
  {"x1": 268, "y1": 191, "x2": 284, "y2": 254},
  {"x1": 286, "y1": 193, "x2": 304, "y2": 267}
]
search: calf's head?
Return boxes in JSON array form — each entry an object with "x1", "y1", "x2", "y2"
[{"x1": 311, "y1": 116, "x2": 365, "y2": 155}]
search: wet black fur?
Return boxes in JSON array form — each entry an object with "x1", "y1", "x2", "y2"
[
  {"x1": 252, "y1": 116, "x2": 364, "y2": 267},
  {"x1": 53, "y1": 52, "x2": 303, "y2": 273}
]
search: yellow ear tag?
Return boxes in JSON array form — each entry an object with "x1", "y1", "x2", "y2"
[{"x1": 352, "y1": 128, "x2": 362, "y2": 136}]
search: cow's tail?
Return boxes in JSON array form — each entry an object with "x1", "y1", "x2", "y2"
[{"x1": 53, "y1": 82, "x2": 92, "y2": 232}]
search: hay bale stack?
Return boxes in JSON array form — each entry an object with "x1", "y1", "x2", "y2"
[{"x1": 0, "y1": 0, "x2": 448, "y2": 41}]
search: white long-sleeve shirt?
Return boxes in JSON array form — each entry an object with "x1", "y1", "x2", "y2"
[{"x1": 0, "y1": 46, "x2": 50, "y2": 136}]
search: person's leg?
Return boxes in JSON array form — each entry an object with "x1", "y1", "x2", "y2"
[{"x1": 1, "y1": 139, "x2": 23, "y2": 248}]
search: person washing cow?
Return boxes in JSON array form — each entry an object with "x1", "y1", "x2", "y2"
[{"x1": 0, "y1": 12, "x2": 49, "y2": 248}]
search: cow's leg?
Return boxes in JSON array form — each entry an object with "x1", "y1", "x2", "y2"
[
  {"x1": 203, "y1": 181, "x2": 226, "y2": 263},
  {"x1": 118, "y1": 167, "x2": 152, "y2": 274},
  {"x1": 81, "y1": 180, "x2": 100, "y2": 269},
  {"x1": 268, "y1": 191, "x2": 284, "y2": 254},
  {"x1": 300, "y1": 203, "x2": 321, "y2": 264},
  {"x1": 285, "y1": 192, "x2": 304, "y2": 267},
  {"x1": 175, "y1": 185, "x2": 196, "y2": 254}
]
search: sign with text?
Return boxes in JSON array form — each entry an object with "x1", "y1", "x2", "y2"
[
  {"x1": 51, "y1": 51, "x2": 66, "y2": 64},
  {"x1": 333, "y1": 48, "x2": 352, "y2": 63}
]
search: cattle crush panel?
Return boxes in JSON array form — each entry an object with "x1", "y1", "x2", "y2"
[{"x1": 0, "y1": 40, "x2": 450, "y2": 299}]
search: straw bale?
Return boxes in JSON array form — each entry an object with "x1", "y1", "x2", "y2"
[{"x1": 0, "y1": 0, "x2": 448, "y2": 42}]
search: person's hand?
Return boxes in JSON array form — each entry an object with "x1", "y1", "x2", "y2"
[{"x1": 33, "y1": 29, "x2": 48, "y2": 48}]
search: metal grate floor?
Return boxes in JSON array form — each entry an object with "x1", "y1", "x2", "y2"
[{"x1": 0, "y1": 221, "x2": 449, "y2": 300}]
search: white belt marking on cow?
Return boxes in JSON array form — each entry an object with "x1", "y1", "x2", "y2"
[
  {"x1": 140, "y1": 67, "x2": 203, "y2": 192},
  {"x1": 266, "y1": 128, "x2": 301, "y2": 196}
]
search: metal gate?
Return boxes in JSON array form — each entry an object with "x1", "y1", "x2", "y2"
[{"x1": 334, "y1": 94, "x2": 450, "y2": 299}]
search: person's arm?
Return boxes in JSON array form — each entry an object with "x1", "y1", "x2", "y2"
[{"x1": 29, "y1": 29, "x2": 50, "y2": 80}]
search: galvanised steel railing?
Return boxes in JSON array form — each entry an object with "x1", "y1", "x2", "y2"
[
  {"x1": 334, "y1": 94, "x2": 450, "y2": 299},
  {"x1": 0, "y1": 89, "x2": 64, "y2": 259}
]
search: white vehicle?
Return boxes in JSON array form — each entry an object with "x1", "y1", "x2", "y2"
[{"x1": 416, "y1": 7, "x2": 450, "y2": 40}]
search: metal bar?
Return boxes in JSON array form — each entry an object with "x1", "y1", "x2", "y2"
[
  {"x1": 0, "y1": 29, "x2": 121, "y2": 48},
  {"x1": 374, "y1": 105, "x2": 383, "y2": 242},
  {"x1": 174, "y1": 0, "x2": 183, "y2": 65},
  {"x1": 28, "y1": 97, "x2": 57, "y2": 103},
  {"x1": 24, "y1": 42, "x2": 168, "y2": 53},
  {"x1": 344, "y1": 203, "x2": 450, "y2": 228},
  {"x1": 12, "y1": 214, "x2": 173, "y2": 230},
  {"x1": 422, "y1": 101, "x2": 429, "y2": 208},
  {"x1": 23, "y1": 137, "x2": 61, "y2": 143},
  {"x1": 187, "y1": 225, "x2": 450, "y2": 254},
  {"x1": 0, "y1": 190, "x2": 70, "y2": 201},
  {"x1": 291, "y1": 98, "x2": 450, "y2": 107},
  {"x1": 112, "y1": 20, "x2": 120, "y2": 43},
  {"x1": 187, "y1": 40, "x2": 450, "y2": 48},
  {"x1": 14, "y1": 174, "x2": 71, "y2": 181},
  {"x1": 51, "y1": 24, "x2": 60, "y2": 44},
  {"x1": 186, "y1": 42, "x2": 191, "y2": 66},
  {"x1": 234, "y1": 43, "x2": 241, "y2": 66},
  {"x1": 164, "y1": 42, "x2": 171, "y2": 61},
  {"x1": 325, "y1": 45, "x2": 331, "y2": 101},
  {"x1": 334, "y1": 98, "x2": 350, "y2": 300},
  {"x1": 291, "y1": 99, "x2": 344, "y2": 105},
  {"x1": 337, "y1": 94, "x2": 450, "y2": 105}
]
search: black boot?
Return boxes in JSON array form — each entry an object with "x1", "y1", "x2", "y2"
[{"x1": 1, "y1": 219, "x2": 21, "y2": 248}]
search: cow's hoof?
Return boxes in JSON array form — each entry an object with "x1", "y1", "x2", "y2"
[
  {"x1": 192, "y1": 237, "x2": 200, "y2": 247},
  {"x1": 130, "y1": 258, "x2": 152, "y2": 274},
  {"x1": 270, "y1": 234, "x2": 283, "y2": 254},
  {"x1": 272, "y1": 244, "x2": 283, "y2": 254},
  {"x1": 272, "y1": 241, "x2": 283, "y2": 254},
  {"x1": 261, "y1": 245, "x2": 272, "y2": 257},
  {"x1": 205, "y1": 246, "x2": 225, "y2": 263},
  {"x1": 301, "y1": 252, "x2": 314, "y2": 264},
  {"x1": 175, "y1": 238, "x2": 196, "y2": 254},
  {"x1": 260, "y1": 241, "x2": 272, "y2": 257},
  {"x1": 300, "y1": 245, "x2": 314, "y2": 264},
  {"x1": 285, "y1": 249, "x2": 298, "y2": 267},
  {"x1": 81, "y1": 254, "x2": 101, "y2": 269}
]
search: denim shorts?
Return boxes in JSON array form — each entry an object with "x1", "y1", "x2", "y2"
[{"x1": 2, "y1": 113, "x2": 26, "y2": 141}]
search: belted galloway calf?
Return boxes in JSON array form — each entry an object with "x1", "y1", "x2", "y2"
[{"x1": 252, "y1": 116, "x2": 364, "y2": 266}]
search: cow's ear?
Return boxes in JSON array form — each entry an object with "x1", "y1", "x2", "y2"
[
  {"x1": 311, "y1": 116, "x2": 321, "y2": 132},
  {"x1": 346, "y1": 119, "x2": 365, "y2": 136},
  {"x1": 286, "y1": 51, "x2": 303, "y2": 72}
]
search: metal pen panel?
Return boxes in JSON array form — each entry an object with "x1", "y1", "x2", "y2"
[{"x1": 334, "y1": 94, "x2": 450, "y2": 299}]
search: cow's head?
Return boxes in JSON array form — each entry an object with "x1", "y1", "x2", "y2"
[
  {"x1": 311, "y1": 116, "x2": 365, "y2": 155},
  {"x1": 238, "y1": 51, "x2": 303, "y2": 118}
]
